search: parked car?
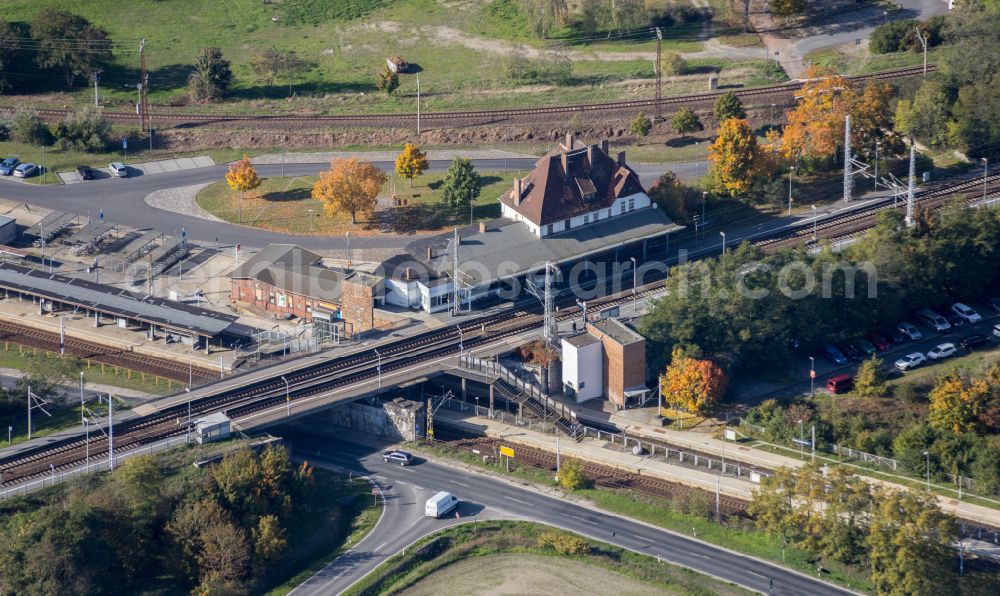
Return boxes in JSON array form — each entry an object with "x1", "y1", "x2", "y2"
[
  {"x1": 897, "y1": 322, "x2": 923, "y2": 341},
  {"x1": 0, "y1": 157, "x2": 19, "y2": 176},
  {"x1": 994, "y1": 323, "x2": 1000, "y2": 339},
  {"x1": 826, "y1": 374, "x2": 854, "y2": 394},
  {"x1": 425, "y1": 491, "x2": 459, "y2": 518},
  {"x1": 916, "y1": 309, "x2": 951, "y2": 332},
  {"x1": 884, "y1": 327, "x2": 907, "y2": 344},
  {"x1": 13, "y1": 163, "x2": 38, "y2": 178},
  {"x1": 927, "y1": 342, "x2": 957, "y2": 360},
  {"x1": 894, "y1": 352, "x2": 926, "y2": 371},
  {"x1": 108, "y1": 162, "x2": 128, "y2": 177},
  {"x1": 951, "y1": 302, "x2": 982, "y2": 324},
  {"x1": 947, "y1": 313, "x2": 965, "y2": 328},
  {"x1": 864, "y1": 333, "x2": 892, "y2": 352},
  {"x1": 851, "y1": 338, "x2": 878, "y2": 357},
  {"x1": 76, "y1": 165, "x2": 94, "y2": 180},
  {"x1": 822, "y1": 344, "x2": 847, "y2": 366},
  {"x1": 989, "y1": 297, "x2": 1000, "y2": 314},
  {"x1": 382, "y1": 450, "x2": 413, "y2": 466},
  {"x1": 838, "y1": 342, "x2": 864, "y2": 361},
  {"x1": 959, "y1": 335, "x2": 990, "y2": 351}
]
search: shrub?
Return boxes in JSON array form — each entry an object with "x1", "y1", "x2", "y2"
[
  {"x1": 537, "y1": 531, "x2": 590, "y2": 555},
  {"x1": 870, "y1": 20, "x2": 917, "y2": 54},
  {"x1": 659, "y1": 51, "x2": 687, "y2": 76},
  {"x1": 10, "y1": 105, "x2": 49, "y2": 145},
  {"x1": 629, "y1": 112, "x2": 652, "y2": 138},
  {"x1": 501, "y1": 48, "x2": 572, "y2": 85},
  {"x1": 53, "y1": 107, "x2": 111, "y2": 152},
  {"x1": 558, "y1": 458, "x2": 589, "y2": 491}
]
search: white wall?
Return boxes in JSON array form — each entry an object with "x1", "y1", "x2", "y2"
[{"x1": 561, "y1": 337, "x2": 603, "y2": 403}]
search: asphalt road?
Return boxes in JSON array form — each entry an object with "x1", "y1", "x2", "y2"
[
  {"x1": 0, "y1": 158, "x2": 704, "y2": 252},
  {"x1": 282, "y1": 429, "x2": 854, "y2": 596}
]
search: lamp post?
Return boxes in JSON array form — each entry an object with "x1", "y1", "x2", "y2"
[
  {"x1": 982, "y1": 158, "x2": 989, "y2": 201},
  {"x1": 798, "y1": 419, "x2": 804, "y2": 456},
  {"x1": 630, "y1": 257, "x2": 637, "y2": 310},
  {"x1": 923, "y1": 450, "x2": 930, "y2": 490},
  {"x1": 281, "y1": 375, "x2": 290, "y2": 417},
  {"x1": 719, "y1": 231, "x2": 726, "y2": 256},
  {"x1": 809, "y1": 357, "x2": 815, "y2": 397},
  {"x1": 811, "y1": 205, "x2": 818, "y2": 239},
  {"x1": 374, "y1": 348, "x2": 382, "y2": 389},
  {"x1": 700, "y1": 191, "x2": 707, "y2": 239},
  {"x1": 787, "y1": 165, "x2": 795, "y2": 215},
  {"x1": 874, "y1": 141, "x2": 880, "y2": 191}
]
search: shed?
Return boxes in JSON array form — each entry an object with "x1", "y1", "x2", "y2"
[
  {"x1": 195, "y1": 412, "x2": 231, "y2": 444},
  {"x1": 562, "y1": 333, "x2": 603, "y2": 403}
]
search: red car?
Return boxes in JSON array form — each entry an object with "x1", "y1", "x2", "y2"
[{"x1": 864, "y1": 333, "x2": 892, "y2": 352}]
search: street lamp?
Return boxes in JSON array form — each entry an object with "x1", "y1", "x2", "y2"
[
  {"x1": 281, "y1": 375, "x2": 290, "y2": 417},
  {"x1": 808, "y1": 356, "x2": 815, "y2": 397},
  {"x1": 455, "y1": 326, "x2": 464, "y2": 360},
  {"x1": 923, "y1": 450, "x2": 930, "y2": 490},
  {"x1": 874, "y1": 141, "x2": 880, "y2": 191},
  {"x1": 374, "y1": 348, "x2": 382, "y2": 389},
  {"x1": 883, "y1": 10, "x2": 888, "y2": 25},
  {"x1": 630, "y1": 257, "x2": 637, "y2": 310},
  {"x1": 787, "y1": 165, "x2": 795, "y2": 215},
  {"x1": 982, "y1": 158, "x2": 989, "y2": 201},
  {"x1": 700, "y1": 191, "x2": 707, "y2": 239},
  {"x1": 811, "y1": 205, "x2": 818, "y2": 239},
  {"x1": 798, "y1": 419, "x2": 804, "y2": 456},
  {"x1": 719, "y1": 231, "x2": 726, "y2": 256}
]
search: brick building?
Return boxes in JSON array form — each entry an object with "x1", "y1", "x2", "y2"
[
  {"x1": 586, "y1": 318, "x2": 648, "y2": 409},
  {"x1": 230, "y1": 244, "x2": 381, "y2": 324}
]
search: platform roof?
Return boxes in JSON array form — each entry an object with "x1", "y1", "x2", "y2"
[{"x1": 0, "y1": 262, "x2": 238, "y2": 337}]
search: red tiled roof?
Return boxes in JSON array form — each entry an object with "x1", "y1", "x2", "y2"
[{"x1": 499, "y1": 139, "x2": 646, "y2": 227}]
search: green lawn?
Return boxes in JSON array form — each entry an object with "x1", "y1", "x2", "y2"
[
  {"x1": 196, "y1": 170, "x2": 518, "y2": 236},
  {"x1": 805, "y1": 45, "x2": 942, "y2": 76},
  {"x1": 0, "y1": 0, "x2": 785, "y2": 115}
]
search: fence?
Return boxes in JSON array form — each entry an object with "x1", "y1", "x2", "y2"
[
  {"x1": 470, "y1": 404, "x2": 558, "y2": 435},
  {"x1": 832, "y1": 444, "x2": 898, "y2": 471},
  {"x1": 0, "y1": 434, "x2": 191, "y2": 501}
]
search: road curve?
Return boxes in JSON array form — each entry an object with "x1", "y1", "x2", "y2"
[{"x1": 282, "y1": 429, "x2": 855, "y2": 596}]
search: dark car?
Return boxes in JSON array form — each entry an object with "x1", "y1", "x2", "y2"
[
  {"x1": 76, "y1": 165, "x2": 94, "y2": 180},
  {"x1": 959, "y1": 335, "x2": 991, "y2": 352},
  {"x1": 864, "y1": 333, "x2": 892, "y2": 352},
  {"x1": 851, "y1": 338, "x2": 878, "y2": 358},
  {"x1": 822, "y1": 344, "x2": 847, "y2": 366},
  {"x1": 947, "y1": 314, "x2": 966, "y2": 328},
  {"x1": 883, "y1": 328, "x2": 907, "y2": 344},
  {"x1": 838, "y1": 342, "x2": 864, "y2": 361},
  {"x1": 382, "y1": 450, "x2": 413, "y2": 466},
  {"x1": 0, "y1": 157, "x2": 18, "y2": 176}
]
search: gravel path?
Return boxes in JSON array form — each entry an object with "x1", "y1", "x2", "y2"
[{"x1": 144, "y1": 183, "x2": 224, "y2": 222}]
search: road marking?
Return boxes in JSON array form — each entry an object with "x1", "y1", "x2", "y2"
[
  {"x1": 452, "y1": 481, "x2": 469, "y2": 487},
  {"x1": 396, "y1": 480, "x2": 407, "y2": 485},
  {"x1": 374, "y1": 542, "x2": 387, "y2": 552},
  {"x1": 631, "y1": 534, "x2": 653, "y2": 542},
  {"x1": 747, "y1": 571, "x2": 767, "y2": 579},
  {"x1": 504, "y1": 496, "x2": 531, "y2": 505},
  {"x1": 690, "y1": 553, "x2": 710, "y2": 560},
  {"x1": 560, "y1": 513, "x2": 598, "y2": 525}
]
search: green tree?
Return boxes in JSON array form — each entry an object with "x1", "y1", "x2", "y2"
[
  {"x1": 10, "y1": 104, "x2": 49, "y2": 145},
  {"x1": 395, "y1": 143, "x2": 429, "y2": 187},
  {"x1": 671, "y1": 106, "x2": 701, "y2": 138},
  {"x1": 249, "y1": 47, "x2": 284, "y2": 91},
  {"x1": 867, "y1": 487, "x2": 956, "y2": 596},
  {"x1": 712, "y1": 92, "x2": 746, "y2": 122},
  {"x1": 0, "y1": 19, "x2": 20, "y2": 92},
  {"x1": 251, "y1": 514, "x2": 287, "y2": 564},
  {"x1": 188, "y1": 47, "x2": 232, "y2": 102},
  {"x1": 770, "y1": 0, "x2": 807, "y2": 17},
  {"x1": 895, "y1": 83, "x2": 952, "y2": 148},
  {"x1": 31, "y1": 7, "x2": 112, "y2": 87},
  {"x1": 629, "y1": 112, "x2": 652, "y2": 138},
  {"x1": 522, "y1": 0, "x2": 568, "y2": 38},
  {"x1": 870, "y1": 19, "x2": 918, "y2": 53},
  {"x1": 647, "y1": 171, "x2": 697, "y2": 223},
  {"x1": 376, "y1": 66, "x2": 399, "y2": 95},
  {"x1": 747, "y1": 466, "x2": 800, "y2": 549},
  {"x1": 659, "y1": 51, "x2": 687, "y2": 76},
  {"x1": 52, "y1": 107, "x2": 112, "y2": 152},
  {"x1": 853, "y1": 356, "x2": 886, "y2": 397},
  {"x1": 441, "y1": 157, "x2": 481, "y2": 212}
]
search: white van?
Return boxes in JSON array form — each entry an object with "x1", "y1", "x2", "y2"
[{"x1": 425, "y1": 491, "x2": 459, "y2": 518}]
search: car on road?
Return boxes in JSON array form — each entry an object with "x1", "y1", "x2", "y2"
[
  {"x1": 837, "y1": 342, "x2": 864, "y2": 361},
  {"x1": 897, "y1": 322, "x2": 923, "y2": 341},
  {"x1": 822, "y1": 344, "x2": 847, "y2": 365},
  {"x1": 927, "y1": 342, "x2": 957, "y2": 360},
  {"x1": 76, "y1": 165, "x2": 94, "y2": 180},
  {"x1": 0, "y1": 157, "x2": 19, "y2": 176},
  {"x1": 108, "y1": 162, "x2": 128, "y2": 177},
  {"x1": 851, "y1": 338, "x2": 878, "y2": 357},
  {"x1": 382, "y1": 450, "x2": 413, "y2": 466},
  {"x1": 12, "y1": 163, "x2": 38, "y2": 178},
  {"x1": 895, "y1": 352, "x2": 926, "y2": 371},
  {"x1": 864, "y1": 333, "x2": 892, "y2": 352},
  {"x1": 425, "y1": 491, "x2": 459, "y2": 518},
  {"x1": 959, "y1": 335, "x2": 990, "y2": 352},
  {"x1": 951, "y1": 302, "x2": 982, "y2": 324},
  {"x1": 916, "y1": 309, "x2": 951, "y2": 332}
]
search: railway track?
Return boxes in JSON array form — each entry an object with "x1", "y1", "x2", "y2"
[
  {"x1": 0, "y1": 167, "x2": 993, "y2": 488},
  {"x1": 441, "y1": 434, "x2": 747, "y2": 515},
  {"x1": 0, "y1": 66, "x2": 932, "y2": 130},
  {"x1": 0, "y1": 318, "x2": 215, "y2": 383}
]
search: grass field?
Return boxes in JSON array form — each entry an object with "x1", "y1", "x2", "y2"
[
  {"x1": 0, "y1": 0, "x2": 786, "y2": 115},
  {"x1": 805, "y1": 45, "x2": 942, "y2": 76},
  {"x1": 196, "y1": 169, "x2": 517, "y2": 235},
  {"x1": 344, "y1": 520, "x2": 753, "y2": 596}
]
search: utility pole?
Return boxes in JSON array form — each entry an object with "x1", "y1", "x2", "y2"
[
  {"x1": 787, "y1": 164, "x2": 794, "y2": 215},
  {"x1": 873, "y1": 141, "x2": 880, "y2": 191},
  {"x1": 654, "y1": 28, "x2": 663, "y2": 121},
  {"x1": 906, "y1": 143, "x2": 916, "y2": 227},
  {"x1": 91, "y1": 70, "x2": 101, "y2": 107},
  {"x1": 543, "y1": 262, "x2": 557, "y2": 346},
  {"x1": 138, "y1": 39, "x2": 149, "y2": 133},
  {"x1": 452, "y1": 228, "x2": 460, "y2": 315},
  {"x1": 108, "y1": 395, "x2": 114, "y2": 471},
  {"x1": 914, "y1": 26, "x2": 928, "y2": 78},
  {"x1": 743, "y1": 0, "x2": 750, "y2": 32},
  {"x1": 416, "y1": 74, "x2": 420, "y2": 136},
  {"x1": 982, "y1": 158, "x2": 989, "y2": 200},
  {"x1": 843, "y1": 115, "x2": 853, "y2": 203}
]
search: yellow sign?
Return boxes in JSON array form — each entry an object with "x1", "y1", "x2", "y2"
[{"x1": 499, "y1": 446, "x2": 515, "y2": 458}]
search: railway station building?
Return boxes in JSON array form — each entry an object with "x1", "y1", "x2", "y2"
[{"x1": 379, "y1": 134, "x2": 683, "y2": 313}]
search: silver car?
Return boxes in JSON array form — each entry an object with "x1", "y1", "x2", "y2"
[
  {"x1": 894, "y1": 352, "x2": 926, "y2": 371},
  {"x1": 108, "y1": 162, "x2": 128, "y2": 178},
  {"x1": 12, "y1": 162, "x2": 38, "y2": 178}
]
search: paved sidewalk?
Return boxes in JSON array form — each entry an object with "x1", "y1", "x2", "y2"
[{"x1": 58, "y1": 156, "x2": 216, "y2": 184}]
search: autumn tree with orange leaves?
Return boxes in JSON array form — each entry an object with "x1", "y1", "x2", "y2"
[
  {"x1": 395, "y1": 143, "x2": 428, "y2": 187},
  {"x1": 660, "y1": 347, "x2": 728, "y2": 415},
  {"x1": 708, "y1": 117, "x2": 768, "y2": 197},
  {"x1": 225, "y1": 155, "x2": 261, "y2": 224},
  {"x1": 311, "y1": 158, "x2": 387, "y2": 224}
]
